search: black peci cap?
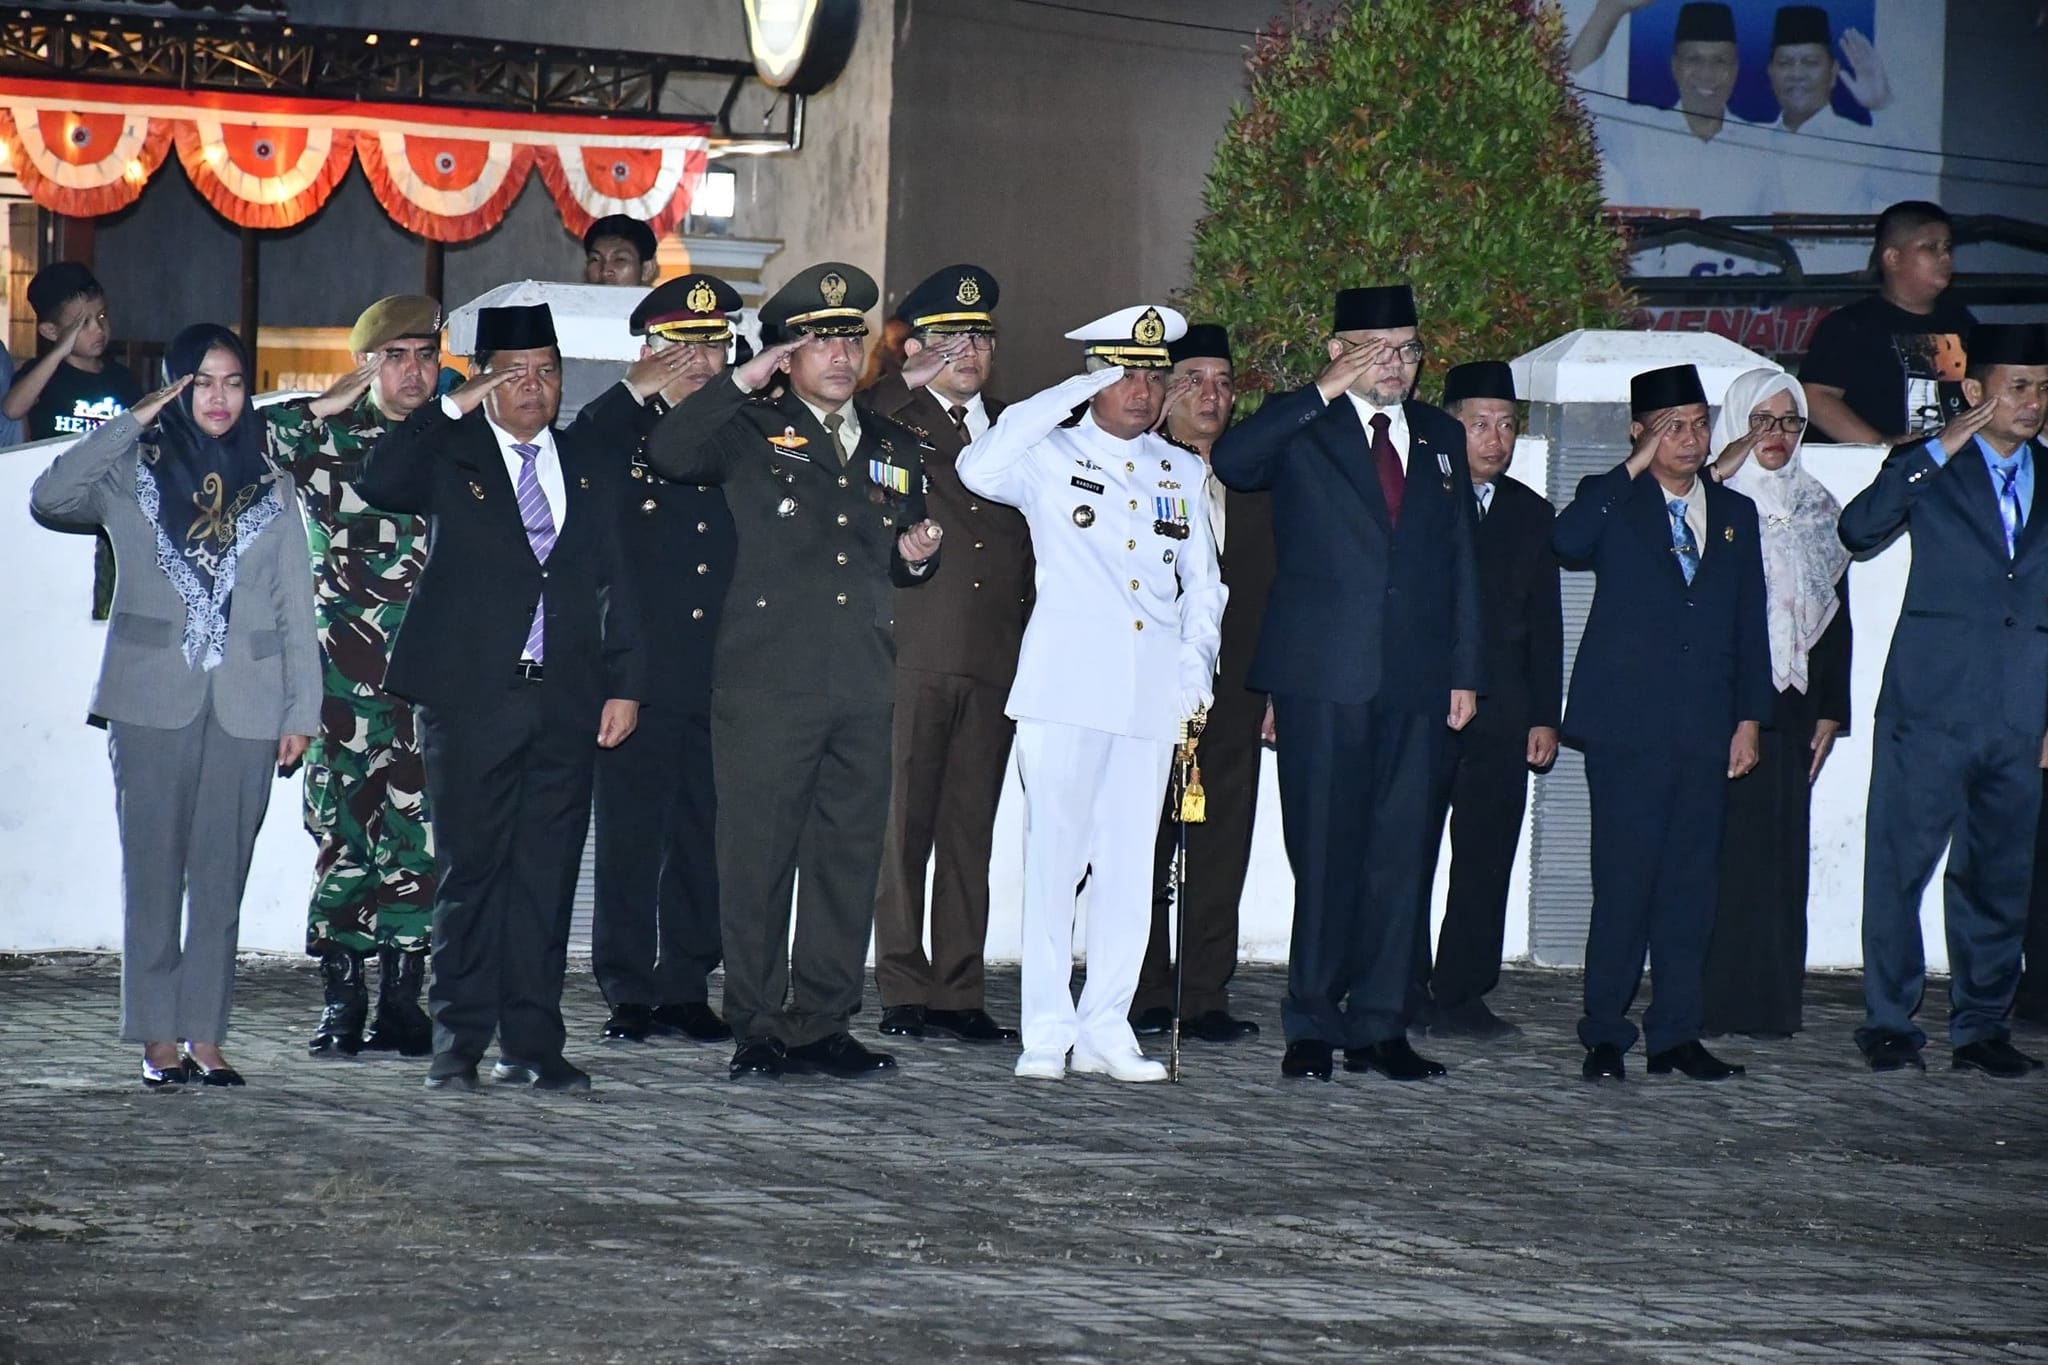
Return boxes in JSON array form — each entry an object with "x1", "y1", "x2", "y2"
[
  {"x1": 474, "y1": 303, "x2": 558, "y2": 356},
  {"x1": 1630, "y1": 363, "x2": 1709, "y2": 417},
  {"x1": 1168, "y1": 323, "x2": 1232, "y2": 366},
  {"x1": 1332, "y1": 284, "x2": 1418, "y2": 333},
  {"x1": 1442, "y1": 360, "x2": 1518, "y2": 406}
]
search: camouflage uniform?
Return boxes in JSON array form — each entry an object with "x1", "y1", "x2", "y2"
[{"x1": 266, "y1": 395, "x2": 435, "y2": 955}]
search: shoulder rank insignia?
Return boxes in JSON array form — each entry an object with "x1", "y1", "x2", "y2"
[{"x1": 869, "y1": 460, "x2": 912, "y2": 495}]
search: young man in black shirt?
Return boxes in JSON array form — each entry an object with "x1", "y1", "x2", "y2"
[{"x1": 1799, "y1": 201, "x2": 1973, "y2": 446}]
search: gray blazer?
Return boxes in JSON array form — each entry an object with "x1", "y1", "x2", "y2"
[{"x1": 30, "y1": 410, "x2": 322, "y2": 741}]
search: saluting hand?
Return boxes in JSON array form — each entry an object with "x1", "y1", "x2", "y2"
[
  {"x1": 1728, "y1": 720, "x2": 1761, "y2": 779},
  {"x1": 445, "y1": 367, "x2": 521, "y2": 417},
  {"x1": 1936, "y1": 397, "x2": 1998, "y2": 458},
  {"x1": 898, "y1": 519, "x2": 943, "y2": 564},
  {"x1": 129, "y1": 374, "x2": 193, "y2": 427},
  {"x1": 736, "y1": 334, "x2": 816, "y2": 392},
  {"x1": 623, "y1": 345, "x2": 696, "y2": 402},
  {"x1": 1314, "y1": 338, "x2": 1390, "y2": 404},
  {"x1": 1154, "y1": 371, "x2": 1201, "y2": 432},
  {"x1": 1708, "y1": 429, "x2": 1760, "y2": 484},
  {"x1": 898, "y1": 336, "x2": 971, "y2": 392},
  {"x1": 1625, "y1": 410, "x2": 1676, "y2": 478},
  {"x1": 308, "y1": 356, "x2": 379, "y2": 420}
]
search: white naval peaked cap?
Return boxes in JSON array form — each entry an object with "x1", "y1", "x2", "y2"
[{"x1": 1064, "y1": 304, "x2": 1188, "y2": 369}]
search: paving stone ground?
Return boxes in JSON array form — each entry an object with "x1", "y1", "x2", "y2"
[{"x1": 0, "y1": 955, "x2": 2043, "y2": 1364}]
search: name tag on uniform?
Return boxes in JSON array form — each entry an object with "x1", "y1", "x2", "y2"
[
  {"x1": 1072, "y1": 476, "x2": 1105, "y2": 494},
  {"x1": 869, "y1": 460, "x2": 912, "y2": 495}
]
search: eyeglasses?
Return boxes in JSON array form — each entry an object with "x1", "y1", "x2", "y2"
[
  {"x1": 947, "y1": 334, "x2": 996, "y2": 352},
  {"x1": 1332, "y1": 336, "x2": 1426, "y2": 364},
  {"x1": 1748, "y1": 412, "x2": 1809, "y2": 435}
]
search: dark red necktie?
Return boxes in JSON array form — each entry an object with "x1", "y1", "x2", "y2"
[{"x1": 1370, "y1": 412, "x2": 1405, "y2": 526}]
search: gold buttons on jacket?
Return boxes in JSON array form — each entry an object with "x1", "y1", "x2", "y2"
[
  {"x1": 1125, "y1": 461, "x2": 1135, "y2": 472},
  {"x1": 836, "y1": 552, "x2": 848, "y2": 565},
  {"x1": 755, "y1": 597, "x2": 767, "y2": 608},
  {"x1": 837, "y1": 475, "x2": 849, "y2": 488},
  {"x1": 696, "y1": 563, "x2": 709, "y2": 575},
  {"x1": 1127, "y1": 499, "x2": 1138, "y2": 510},
  {"x1": 1126, "y1": 539, "x2": 1136, "y2": 550},
  {"x1": 1134, "y1": 620, "x2": 1145, "y2": 631},
  {"x1": 835, "y1": 592, "x2": 848, "y2": 606},
  {"x1": 641, "y1": 499, "x2": 657, "y2": 513},
  {"x1": 973, "y1": 540, "x2": 985, "y2": 550},
  {"x1": 691, "y1": 608, "x2": 704, "y2": 620},
  {"x1": 836, "y1": 513, "x2": 848, "y2": 526},
  {"x1": 696, "y1": 521, "x2": 709, "y2": 533},
  {"x1": 1130, "y1": 579, "x2": 1140, "y2": 590},
  {"x1": 972, "y1": 581, "x2": 982, "y2": 590}
]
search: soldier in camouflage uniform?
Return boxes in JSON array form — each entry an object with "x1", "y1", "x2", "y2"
[{"x1": 265, "y1": 295, "x2": 444, "y2": 1059}]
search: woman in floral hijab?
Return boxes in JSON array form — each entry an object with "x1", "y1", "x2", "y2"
[{"x1": 1698, "y1": 367, "x2": 1852, "y2": 1039}]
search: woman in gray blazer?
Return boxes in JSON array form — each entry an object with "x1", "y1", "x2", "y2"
[{"x1": 31, "y1": 323, "x2": 320, "y2": 1088}]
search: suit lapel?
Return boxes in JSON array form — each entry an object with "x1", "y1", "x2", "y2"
[
  {"x1": 1308, "y1": 399, "x2": 1391, "y2": 534},
  {"x1": 451, "y1": 417, "x2": 528, "y2": 549},
  {"x1": 2014, "y1": 438, "x2": 2048, "y2": 562},
  {"x1": 1955, "y1": 443, "x2": 2016, "y2": 562}
]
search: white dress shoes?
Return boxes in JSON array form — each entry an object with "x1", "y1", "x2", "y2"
[
  {"x1": 1014, "y1": 1048, "x2": 1068, "y2": 1080},
  {"x1": 1069, "y1": 1046, "x2": 1167, "y2": 1083}
]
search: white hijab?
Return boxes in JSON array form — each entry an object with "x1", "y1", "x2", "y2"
[{"x1": 1715, "y1": 368, "x2": 1850, "y2": 694}]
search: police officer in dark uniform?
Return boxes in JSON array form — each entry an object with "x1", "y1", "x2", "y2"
[
  {"x1": 646, "y1": 262, "x2": 943, "y2": 1081},
  {"x1": 866, "y1": 264, "x2": 1029, "y2": 1045},
  {"x1": 589, "y1": 275, "x2": 743, "y2": 1045}
]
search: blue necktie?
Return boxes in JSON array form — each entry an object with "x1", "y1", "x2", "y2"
[
  {"x1": 1668, "y1": 497, "x2": 1699, "y2": 586},
  {"x1": 1998, "y1": 464, "x2": 2024, "y2": 559}
]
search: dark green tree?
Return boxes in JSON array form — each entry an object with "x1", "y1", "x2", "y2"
[{"x1": 1182, "y1": 0, "x2": 1631, "y2": 400}]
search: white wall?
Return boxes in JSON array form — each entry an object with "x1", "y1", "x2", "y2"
[{"x1": 0, "y1": 434, "x2": 1944, "y2": 972}]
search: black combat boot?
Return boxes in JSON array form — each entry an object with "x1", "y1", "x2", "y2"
[
  {"x1": 308, "y1": 949, "x2": 368, "y2": 1057},
  {"x1": 361, "y1": 946, "x2": 433, "y2": 1057}
]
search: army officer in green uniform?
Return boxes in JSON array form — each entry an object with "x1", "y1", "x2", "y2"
[{"x1": 646, "y1": 262, "x2": 942, "y2": 1082}]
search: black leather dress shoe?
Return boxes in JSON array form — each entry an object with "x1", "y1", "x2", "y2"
[
  {"x1": 783, "y1": 1032, "x2": 896, "y2": 1078},
  {"x1": 1184, "y1": 1010, "x2": 1259, "y2": 1044},
  {"x1": 923, "y1": 1008, "x2": 1019, "y2": 1044},
  {"x1": 1647, "y1": 1040, "x2": 1745, "y2": 1080},
  {"x1": 423, "y1": 1064, "x2": 479, "y2": 1093},
  {"x1": 1429, "y1": 998, "x2": 1522, "y2": 1040},
  {"x1": 1281, "y1": 1039, "x2": 1334, "y2": 1081},
  {"x1": 1952, "y1": 1038, "x2": 2043, "y2": 1079},
  {"x1": 650, "y1": 1001, "x2": 732, "y2": 1043},
  {"x1": 492, "y1": 1057, "x2": 593, "y2": 1092},
  {"x1": 1581, "y1": 1043, "x2": 1627, "y2": 1081},
  {"x1": 1130, "y1": 1006, "x2": 1173, "y2": 1037},
  {"x1": 1864, "y1": 1033, "x2": 1926, "y2": 1072},
  {"x1": 1343, "y1": 1038, "x2": 1447, "y2": 1081},
  {"x1": 141, "y1": 1055, "x2": 189, "y2": 1088},
  {"x1": 181, "y1": 1046, "x2": 245, "y2": 1087},
  {"x1": 728, "y1": 1038, "x2": 786, "y2": 1080},
  {"x1": 602, "y1": 1003, "x2": 653, "y2": 1043},
  {"x1": 878, "y1": 1005, "x2": 927, "y2": 1038}
]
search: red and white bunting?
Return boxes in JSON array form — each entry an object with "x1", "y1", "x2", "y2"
[
  {"x1": 0, "y1": 106, "x2": 171, "y2": 216},
  {"x1": 357, "y1": 130, "x2": 534, "y2": 243},
  {"x1": 534, "y1": 137, "x2": 709, "y2": 241},
  {"x1": 172, "y1": 118, "x2": 356, "y2": 230}
]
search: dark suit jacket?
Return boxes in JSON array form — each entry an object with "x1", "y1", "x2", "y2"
[
  {"x1": 1469, "y1": 476, "x2": 1563, "y2": 740},
  {"x1": 1554, "y1": 463, "x2": 1772, "y2": 759},
  {"x1": 1211, "y1": 385, "x2": 1483, "y2": 712},
  {"x1": 609, "y1": 395, "x2": 737, "y2": 711},
  {"x1": 862, "y1": 373, "x2": 1031, "y2": 687},
  {"x1": 1838, "y1": 434, "x2": 2048, "y2": 735},
  {"x1": 645, "y1": 371, "x2": 936, "y2": 703},
  {"x1": 358, "y1": 387, "x2": 646, "y2": 718}
]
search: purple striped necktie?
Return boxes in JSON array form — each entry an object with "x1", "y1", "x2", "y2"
[{"x1": 513, "y1": 441, "x2": 556, "y2": 662}]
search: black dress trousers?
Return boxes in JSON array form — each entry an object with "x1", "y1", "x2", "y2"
[{"x1": 1410, "y1": 727, "x2": 1529, "y2": 1014}]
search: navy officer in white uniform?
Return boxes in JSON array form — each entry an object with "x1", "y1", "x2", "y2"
[{"x1": 956, "y1": 305, "x2": 1227, "y2": 1082}]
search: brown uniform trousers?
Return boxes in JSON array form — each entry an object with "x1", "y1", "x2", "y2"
[{"x1": 867, "y1": 375, "x2": 1034, "y2": 1010}]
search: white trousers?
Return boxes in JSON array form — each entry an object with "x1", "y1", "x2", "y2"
[{"x1": 1012, "y1": 719, "x2": 1174, "y2": 1056}]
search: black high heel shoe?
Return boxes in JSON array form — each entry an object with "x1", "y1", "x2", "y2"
[
  {"x1": 180, "y1": 1044, "x2": 246, "y2": 1087},
  {"x1": 141, "y1": 1053, "x2": 190, "y2": 1088}
]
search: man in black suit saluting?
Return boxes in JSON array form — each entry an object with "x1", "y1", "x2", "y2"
[
  {"x1": 362, "y1": 303, "x2": 647, "y2": 1094},
  {"x1": 1411, "y1": 361, "x2": 1562, "y2": 1040},
  {"x1": 1212, "y1": 284, "x2": 1483, "y2": 1083},
  {"x1": 1840, "y1": 322, "x2": 2048, "y2": 1079},
  {"x1": 1554, "y1": 363, "x2": 1770, "y2": 1084}
]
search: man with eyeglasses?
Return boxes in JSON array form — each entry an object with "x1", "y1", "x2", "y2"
[
  {"x1": 587, "y1": 274, "x2": 746, "y2": 1048},
  {"x1": 1553, "y1": 363, "x2": 1770, "y2": 1084},
  {"x1": 865, "y1": 265, "x2": 1030, "y2": 1047},
  {"x1": 362, "y1": 302, "x2": 648, "y2": 1094},
  {"x1": 269, "y1": 295, "x2": 447, "y2": 1064},
  {"x1": 646, "y1": 263, "x2": 942, "y2": 1083},
  {"x1": 1211, "y1": 284, "x2": 1482, "y2": 1084}
]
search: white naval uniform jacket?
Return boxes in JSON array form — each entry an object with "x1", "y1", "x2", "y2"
[{"x1": 956, "y1": 368, "x2": 1226, "y2": 744}]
